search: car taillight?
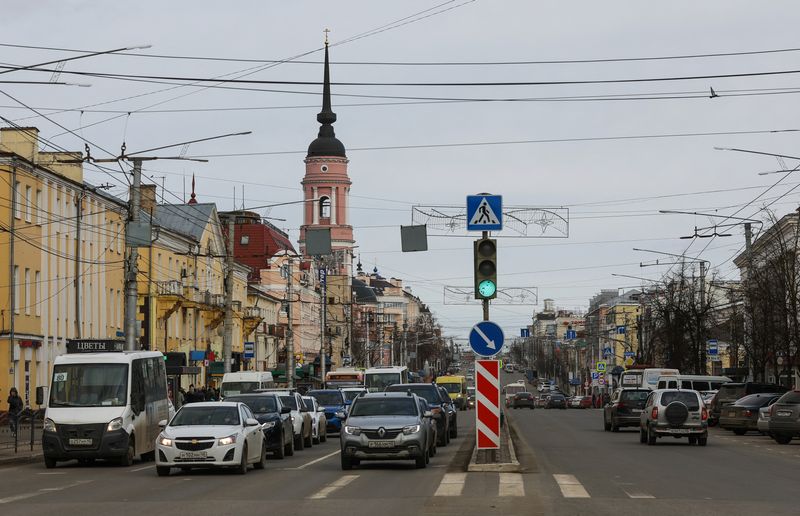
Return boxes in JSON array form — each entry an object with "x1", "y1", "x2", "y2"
[
  {"x1": 617, "y1": 402, "x2": 626, "y2": 409},
  {"x1": 702, "y1": 408, "x2": 709, "y2": 421},
  {"x1": 651, "y1": 406, "x2": 658, "y2": 419},
  {"x1": 742, "y1": 410, "x2": 752, "y2": 418}
]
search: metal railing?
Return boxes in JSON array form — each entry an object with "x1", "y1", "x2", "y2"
[{"x1": 0, "y1": 409, "x2": 43, "y2": 453}]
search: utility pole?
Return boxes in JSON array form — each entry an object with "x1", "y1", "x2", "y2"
[
  {"x1": 699, "y1": 260, "x2": 707, "y2": 374},
  {"x1": 286, "y1": 258, "x2": 295, "y2": 389},
  {"x1": 223, "y1": 216, "x2": 234, "y2": 374},
  {"x1": 320, "y1": 265, "x2": 327, "y2": 388},
  {"x1": 364, "y1": 314, "x2": 370, "y2": 369},
  {"x1": 124, "y1": 159, "x2": 142, "y2": 351}
]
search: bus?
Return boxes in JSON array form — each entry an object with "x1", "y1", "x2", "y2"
[
  {"x1": 503, "y1": 380, "x2": 527, "y2": 406},
  {"x1": 325, "y1": 368, "x2": 364, "y2": 388},
  {"x1": 43, "y1": 351, "x2": 170, "y2": 468},
  {"x1": 620, "y1": 367, "x2": 680, "y2": 390},
  {"x1": 364, "y1": 366, "x2": 409, "y2": 392}
]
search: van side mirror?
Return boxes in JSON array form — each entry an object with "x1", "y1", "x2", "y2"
[
  {"x1": 36, "y1": 386, "x2": 45, "y2": 406},
  {"x1": 281, "y1": 406, "x2": 292, "y2": 414},
  {"x1": 158, "y1": 419, "x2": 168, "y2": 429}
]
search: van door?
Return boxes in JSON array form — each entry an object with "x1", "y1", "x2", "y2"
[{"x1": 130, "y1": 359, "x2": 146, "y2": 456}]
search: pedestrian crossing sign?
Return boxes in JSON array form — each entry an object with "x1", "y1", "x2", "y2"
[{"x1": 467, "y1": 194, "x2": 503, "y2": 231}]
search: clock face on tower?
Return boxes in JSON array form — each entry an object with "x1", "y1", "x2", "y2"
[{"x1": 320, "y1": 164, "x2": 329, "y2": 172}]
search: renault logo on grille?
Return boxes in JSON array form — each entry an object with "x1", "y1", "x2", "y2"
[{"x1": 377, "y1": 427, "x2": 386, "y2": 438}]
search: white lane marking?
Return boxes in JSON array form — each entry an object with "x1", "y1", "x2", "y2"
[
  {"x1": 624, "y1": 489, "x2": 655, "y2": 499},
  {"x1": 434, "y1": 473, "x2": 467, "y2": 497},
  {"x1": 131, "y1": 465, "x2": 153, "y2": 472},
  {"x1": 308, "y1": 474, "x2": 359, "y2": 499},
  {"x1": 294, "y1": 449, "x2": 341, "y2": 470},
  {"x1": 553, "y1": 474, "x2": 590, "y2": 498},
  {"x1": 499, "y1": 473, "x2": 525, "y2": 497},
  {"x1": 37, "y1": 472, "x2": 66, "y2": 475},
  {"x1": 0, "y1": 480, "x2": 93, "y2": 504}
]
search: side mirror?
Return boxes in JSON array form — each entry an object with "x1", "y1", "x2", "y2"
[
  {"x1": 423, "y1": 411, "x2": 433, "y2": 418},
  {"x1": 317, "y1": 406, "x2": 325, "y2": 412},
  {"x1": 280, "y1": 406, "x2": 292, "y2": 415},
  {"x1": 158, "y1": 419, "x2": 168, "y2": 429},
  {"x1": 245, "y1": 418, "x2": 260, "y2": 427}
]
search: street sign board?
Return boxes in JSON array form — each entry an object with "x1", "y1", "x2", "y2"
[
  {"x1": 466, "y1": 194, "x2": 503, "y2": 231},
  {"x1": 591, "y1": 372, "x2": 599, "y2": 380},
  {"x1": 520, "y1": 328, "x2": 530, "y2": 338},
  {"x1": 617, "y1": 326, "x2": 626, "y2": 334},
  {"x1": 475, "y1": 359, "x2": 500, "y2": 450},
  {"x1": 599, "y1": 378, "x2": 606, "y2": 386},
  {"x1": 565, "y1": 330, "x2": 577, "y2": 340},
  {"x1": 603, "y1": 347, "x2": 612, "y2": 357},
  {"x1": 624, "y1": 357, "x2": 634, "y2": 367},
  {"x1": 624, "y1": 351, "x2": 635, "y2": 358},
  {"x1": 596, "y1": 361, "x2": 607, "y2": 373},
  {"x1": 707, "y1": 339, "x2": 719, "y2": 356},
  {"x1": 244, "y1": 341, "x2": 255, "y2": 359},
  {"x1": 469, "y1": 321, "x2": 504, "y2": 357}
]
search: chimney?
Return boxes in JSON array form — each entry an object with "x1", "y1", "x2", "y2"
[
  {"x1": 0, "y1": 127, "x2": 39, "y2": 163},
  {"x1": 137, "y1": 184, "x2": 157, "y2": 216}
]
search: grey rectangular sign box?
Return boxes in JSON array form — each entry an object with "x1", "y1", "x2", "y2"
[
  {"x1": 306, "y1": 228, "x2": 332, "y2": 256},
  {"x1": 125, "y1": 221, "x2": 152, "y2": 247},
  {"x1": 401, "y1": 225, "x2": 428, "y2": 252}
]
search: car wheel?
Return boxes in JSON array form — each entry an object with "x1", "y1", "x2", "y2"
[
  {"x1": 44, "y1": 457, "x2": 57, "y2": 469},
  {"x1": 774, "y1": 434, "x2": 792, "y2": 445},
  {"x1": 119, "y1": 439, "x2": 135, "y2": 467},
  {"x1": 237, "y1": 445, "x2": 248, "y2": 475},
  {"x1": 611, "y1": 418, "x2": 619, "y2": 433},
  {"x1": 733, "y1": 429, "x2": 746, "y2": 436},
  {"x1": 647, "y1": 426, "x2": 657, "y2": 446},
  {"x1": 295, "y1": 432, "x2": 304, "y2": 450},
  {"x1": 254, "y1": 443, "x2": 266, "y2": 470},
  {"x1": 156, "y1": 466, "x2": 171, "y2": 477},
  {"x1": 639, "y1": 428, "x2": 647, "y2": 444},
  {"x1": 285, "y1": 434, "x2": 295, "y2": 457},
  {"x1": 697, "y1": 437, "x2": 708, "y2": 447},
  {"x1": 275, "y1": 432, "x2": 286, "y2": 459},
  {"x1": 341, "y1": 455, "x2": 353, "y2": 470},
  {"x1": 415, "y1": 449, "x2": 428, "y2": 469}
]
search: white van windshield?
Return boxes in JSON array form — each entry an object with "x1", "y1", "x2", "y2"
[
  {"x1": 221, "y1": 382, "x2": 260, "y2": 396},
  {"x1": 50, "y1": 364, "x2": 128, "y2": 407}
]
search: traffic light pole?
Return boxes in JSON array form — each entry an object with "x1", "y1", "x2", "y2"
[{"x1": 482, "y1": 230, "x2": 490, "y2": 322}]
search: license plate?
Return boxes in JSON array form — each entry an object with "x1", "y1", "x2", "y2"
[
  {"x1": 632, "y1": 409, "x2": 642, "y2": 414},
  {"x1": 671, "y1": 428, "x2": 690, "y2": 434},
  {"x1": 179, "y1": 451, "x2": 208, "y2": 459},
  {"x1": 68, "y1": 438, "x2": 92, "y2": 446},
  {"x1": 776, "y1": 410, "x2": 792, "y2": 417},
  {"x1": 729, "y1": 411, "x2": 736, "y2": 417},
  {"x1": 367, "y1": 440, "x2": 395, "y2": 448}
]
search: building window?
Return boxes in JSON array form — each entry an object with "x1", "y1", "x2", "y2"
[
  {"x1": 36, "y1": 189, "x2": 42, "y2": 225},
  {"x1": 24, "y1": 186, "x2": 32, "y2": 222},
  {"x1": 319, "y1": 196, "x2": 331, "y2": 219},
  {"x1": 24, "y1": 268, "x2": 30, "y2": 315},
  {"x1": 13, "y1": 181, "x2": 21, "y2": 219},
  {"x1": 13, "y1": 266, "x2": 19, "y2": 313},
  {"x1": 35, "y1": 271, "x2": 41, "y2": 316},
  {"x1": 240, "y1": 235, "x2": 249, "y2": 245}
]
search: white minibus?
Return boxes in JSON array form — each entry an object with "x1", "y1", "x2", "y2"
[
  {"x1": 220, "y1": 371, "x2": 275, "y2": 398},
  {"x1": 43, "y1": 351, "x2": 169, "y2": 468},
  {"x1": 656, "y1": 374, "x2": 732, "y2": 391}
]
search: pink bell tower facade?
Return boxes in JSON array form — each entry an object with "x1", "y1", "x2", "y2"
[{"x1": 298, "y1": 41, "x2": 354, "y2": 274}]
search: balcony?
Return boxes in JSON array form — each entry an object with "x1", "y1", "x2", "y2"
[
  {"x1": 245, "y1": 306, "x2": 263, "y2": 319},
  {"x1": 156, "y1": 280, "x2": 183, "y2": 297}
]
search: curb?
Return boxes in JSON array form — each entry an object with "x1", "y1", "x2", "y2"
[
  {"x1": 0, "y1": 450, "x2": 42, "y2": 467},
  {"x1": 467, "y1": 410, "x2": 521, "y2": 472}
]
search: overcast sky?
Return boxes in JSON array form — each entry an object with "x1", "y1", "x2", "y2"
[{"x1": 4, "y1": 1, "x2": 800, "y2": 343}]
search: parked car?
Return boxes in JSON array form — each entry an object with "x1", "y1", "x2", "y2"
[
  {"x1": 224, "y1": 392, "x2": 294, "y2": 459},
  {"x1": 341, "y1": 387, "x2": 368, "y2": 408},
  {"x1": 546, "y1": 393, "x2": 567, "y2": 409},
  {"x1": 579, "y1": 396, "x2": 593, "y2": 409},
  {"x1": 719, "y1": 393, "x2": 782, "y2": 435},
  {"x1": 512, "y1": 392, "x2": 535, "y2": 409},
  {"x1": 302, "y1": 396, "x2": 328, "y2": 444},
  {"x1": 536, "y1": 394, "x2": 551, "y2": 408},
  {"x1": 710, "y1": 382, "x2": 787, "y2": 426},
  {"x1": 604, "y1": 389, "x2": 649, "y2": 432},
  {"x1": 155, "y1": 402, "x2": 266, "y2": 476},
  {"x1": 640, "y1": 389, "x2": 708, "y2": 446},
  {"x1": 307, "y1": 389, "x2": 347, "y2": 434},
  {"x1": 757, "y1": 405, "x2": 772, "y2": 435},
  {"x1": 700, "y1": 391, "x2": 717, "y2": 408},
  {"x1": 269, "y1": 390, "x2": 313, "y2": 450},
  {"x1": 768, "y1": 390, "x2": 800, "y2": 444},
  {"x1": 417, "y1": 398, "x2": 439, "y2": 458},
  {"x1": 437, "y1": 386, "x2": 459, "y2": 439},
  {"x1": 384, "y1": 383, "x2": 450, "y2": 447},
  {"x1": 340, "y1": 392, "x2": 434, "y2": 469}
]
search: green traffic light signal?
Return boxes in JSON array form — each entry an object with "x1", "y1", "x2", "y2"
[{"x1": 474, "y1": 237, "x2": 497, "y2": 300}]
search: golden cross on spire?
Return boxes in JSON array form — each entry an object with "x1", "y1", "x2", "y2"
[{"x1": 324, "y1": 28, "x2": 330, "y2": 45}]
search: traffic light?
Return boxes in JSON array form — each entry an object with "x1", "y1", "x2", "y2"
[{"x1": 473, "y1": 237, "x2": 497, "y2": 299}]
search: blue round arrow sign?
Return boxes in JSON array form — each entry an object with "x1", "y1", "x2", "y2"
[{"x1": 469, "y1": 321, "x2": 504, "y2": 357}]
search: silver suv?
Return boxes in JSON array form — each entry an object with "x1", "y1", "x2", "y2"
[
  {"x1": 340, "y1": 392, "x2": 434, "y2": 470},
  {"x1": 640, "y1": 389, "x2": 708, "y2": 446}
]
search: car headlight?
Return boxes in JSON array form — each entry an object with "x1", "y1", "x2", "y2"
[
  {"x1": 262, "y1": 421, "x2": 276, "y2": 430},
  {"x1": 106, "y1": 417, "x2": 124, "y2": 432},
  {"x1": 218, "y1": 434, "x2": 237, "y2": 446},
  {"x1": 158, "y1": 434, "x2": 173, "y2": 447},
  {"x1": 335, "y1": 411, "x2": 346, "y2": 419},
  {"x1": 403, "y1": 424, "x2": 421, "y2": 435},
  {"x1": 43, "y1": 418, "x2": 57, "y2": 433},
  {"x1": 343, "y1": 425, "x2": 361, "y2": 436},
  {"x1": 290, "y1": 416, "x2": 295, "y2": 422}
]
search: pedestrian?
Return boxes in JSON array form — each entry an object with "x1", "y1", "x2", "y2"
[
  {"x1": 186, "y1": 384, "x2": 197, "y2": 404},
  {"x1": 7, "y1": 387, "x2": 23, "y2": 437}
]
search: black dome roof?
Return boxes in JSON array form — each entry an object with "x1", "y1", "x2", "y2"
[{"x1": 307, "y1": 42, "x2": 346, "y2": 158}]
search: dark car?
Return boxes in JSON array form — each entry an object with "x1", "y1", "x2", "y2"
[
  {"x1": 719, "y1": 393, "x2": 782, "y2": 435},
  {"x1": 768, "y1": 390, "x2": 800, "y2": 444},
  {"x1": 604, "y1": 389, "x2": 649, "y2": 432},
  {"x1": 385, "y1": 384, "x2": 450, "y2": 447},
  {"x1": 437, "y1": 386, "x2": 459, "y2": 439},
  {"x1": 710, "y1": 382, "x2": 787, "y2": 426},
  {"x1": 307, "y1": 389, "x2": 348, "y2": 434},
  {"x1": 546, "y1": 393, "x2": 567, "y2": 409},
  {"x1": 225, "y1": 393, "x2": 294, "y2": 459},
  {"x1": 512, "y1": 392, "x2": 535, "y2": 409}
]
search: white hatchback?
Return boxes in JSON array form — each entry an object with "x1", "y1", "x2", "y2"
[{"x1": 155, "y1": 401, "x2": 266, "y2": 476}]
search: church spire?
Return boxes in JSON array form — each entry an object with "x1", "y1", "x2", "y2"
[
  {"x1": 187, "y1": 173, "x2": 197, "y2": 204},
  {"x1": 307, "y1": 31, "x2": 346, "y2": 158}
]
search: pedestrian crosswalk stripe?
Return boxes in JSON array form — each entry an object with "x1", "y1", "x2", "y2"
[
  {"x1": 499, "y1": 473, "x2": 525, "y2": 497},
  {"x1": 434, "y1": 473, "x2": 467, "y2": 497},
  {"x1": 553, "y1": 474, "x2": 590, "y2": 498}
]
